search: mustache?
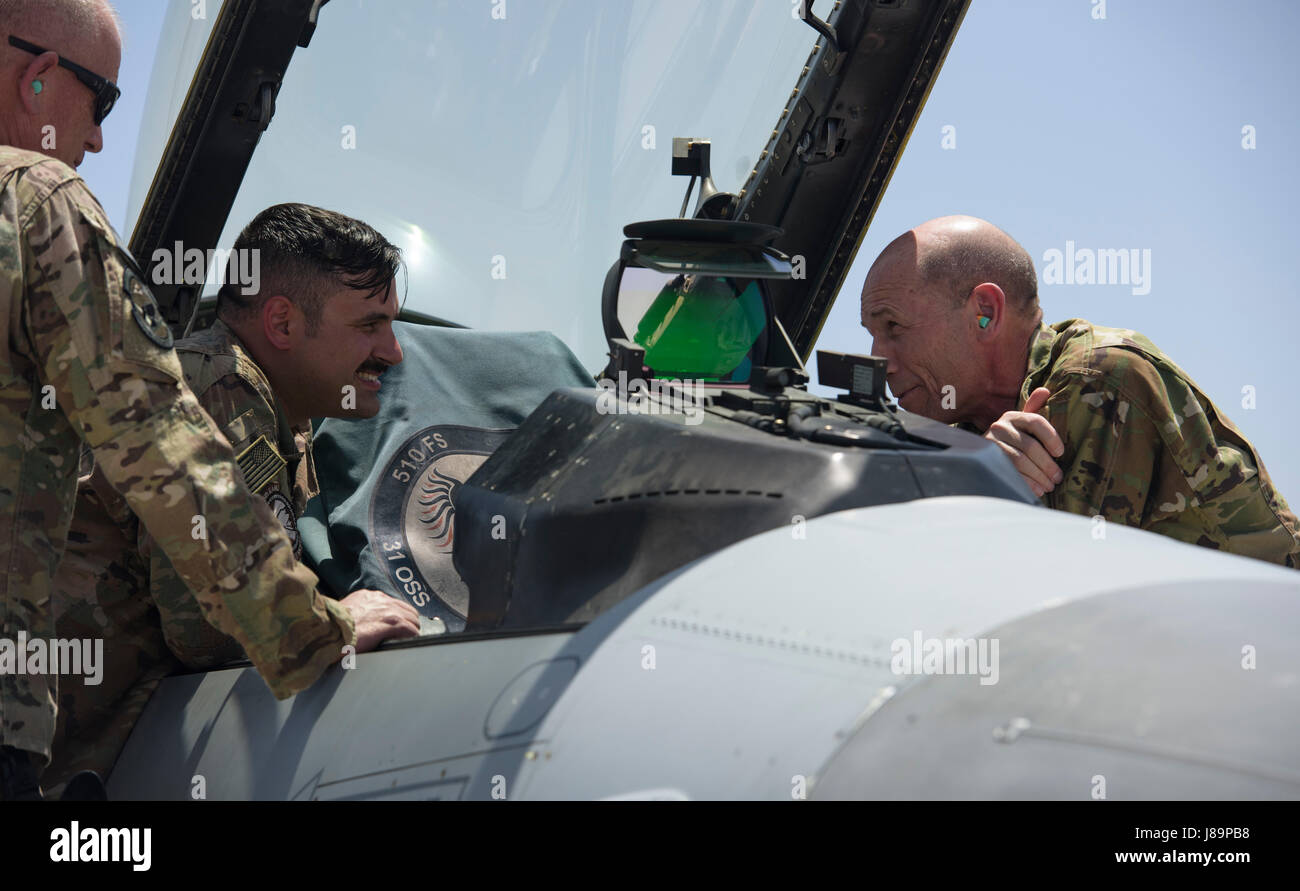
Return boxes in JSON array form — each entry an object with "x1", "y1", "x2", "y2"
[{"x1": 357, "y1": 361, "x2": 390, "y2": 374}]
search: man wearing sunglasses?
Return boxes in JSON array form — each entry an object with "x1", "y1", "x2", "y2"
[
  {"x1": 0, "y1": 1, "x2": 118, "y2": 169},
  {"x1": 0, "y1": 0, "x2": 420, "y2": 800}
]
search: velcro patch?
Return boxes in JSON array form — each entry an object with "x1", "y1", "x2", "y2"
[
  {"x1": 124, "y1": 268, "x2": 174, "y2": 348},
  {"x1": 235, "y1": 434, "x2": 286, "y2": 494}
]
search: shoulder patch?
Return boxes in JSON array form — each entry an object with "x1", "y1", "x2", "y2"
[
  {"x1": 265, "y1": 488, "x2": 302, "y2": 560},
  {"x1": 236, "y1": 434, "x2": 287, "y2": 495},
  {"x1": 125, "y1": 267, "x2": 174, "y2": 348}
]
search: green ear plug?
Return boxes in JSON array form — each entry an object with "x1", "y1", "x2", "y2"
[{"x1": 978, "y1": 315, "x2": 990, "y2": 329}]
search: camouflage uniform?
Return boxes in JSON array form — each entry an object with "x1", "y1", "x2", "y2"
[
  {"x1": 42, "y1": 470, "x2": 168, "y2": 791},
  {"x1": 151, "y1": 320, "x2": 320, "y2": 667},
  {"x1": 0, "y1": 148, "x2": 355, "y2": 776},
  {"x1": 1021, "y1": 319, "x2": 1300, "y2": 567},
  {"x1": 46, "y1": 320, "x2": 322, "y2": 788}
]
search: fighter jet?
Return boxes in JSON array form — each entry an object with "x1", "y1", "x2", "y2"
[{"x1": 104, "y1": 0, "x2": 1299, "y2": 800}]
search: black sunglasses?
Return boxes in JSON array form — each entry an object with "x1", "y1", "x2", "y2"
[{"x1": 8, "y1": 35, "x2": 120, "y2": 125}]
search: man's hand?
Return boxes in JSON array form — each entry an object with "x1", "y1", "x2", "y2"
[
  {"x1": 984, "y1": 387, "x2": 1065, "y2": 498},
  {"x1": 339, "y1": 588, "x2": 421, "y2": 652}
]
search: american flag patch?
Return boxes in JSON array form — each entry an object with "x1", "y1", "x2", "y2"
[{"x1": 235, "y1": 435, "x2": 286, "y2": 494}]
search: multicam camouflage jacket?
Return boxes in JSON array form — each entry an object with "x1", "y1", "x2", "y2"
[
  {"x1": 1023, "y1": 319, "x2": 1300, "y2": 568},
  {"x1": 0, "y1": 146, "x2": 353, "y2": 766},
  {"x1": 46, "y1": 321, "x2": 323, "y2": 788},
  {"x1": 151, "y1": 319, "x2": 321, "y2": 668}
]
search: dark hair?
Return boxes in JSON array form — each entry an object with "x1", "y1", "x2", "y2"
[{"x1": 216, "y1": 203, "x2": 403, "y2": 334}]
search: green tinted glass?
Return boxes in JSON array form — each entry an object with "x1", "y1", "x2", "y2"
[{"x1": 630, "y1": 274, "x2": 766, "y2": 379}]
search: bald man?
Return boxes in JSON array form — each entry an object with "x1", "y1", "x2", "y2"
[
  {"x1": 0, "y1": 0, "x2": 417, "y2": 799},
  {"x1": 861, "y1": 215, "x2": 1300, "y2": 568}
]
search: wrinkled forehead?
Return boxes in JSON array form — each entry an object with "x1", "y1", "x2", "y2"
[{"x1": 861, "y1": 236, "x2": 923, "y2": 313}]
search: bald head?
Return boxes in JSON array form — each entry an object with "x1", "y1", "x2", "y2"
[
  {"x1": 0, "y1": 0, "x2": 119, "y2": 49},
  {"x1": 868, "y1": 214, "x2": 1040, "y2": 317},
  {"x1": 860, "y1": 216, "x2": 1043, "y2": 428},
  {"x1": 867, "y1": 215, "x2": 1038, "y2": 317},
  {"x1": 0, "y1": 0, "x2": 121, "y2": 169}
]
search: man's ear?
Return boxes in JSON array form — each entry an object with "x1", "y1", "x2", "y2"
[
  {"x1": 19, "y1": 53, "x2": 59, "y2": 115},
  {"x1": 969, "y1": 282, "x2": 1008, "y2": 334},
  {"x1": 261, "y1": 295, "x2": 298, "y2": 350}
]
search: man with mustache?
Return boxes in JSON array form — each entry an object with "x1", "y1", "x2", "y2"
[
  {"x1": 46, "y1": 203, "x2": 419, "y2": 792},
  {"x1": 0, "y1": 0, "x2": 418, "y2": 801},
  {"x1": 860, "y1": 214, "x2": 1300, "y2": 568}
]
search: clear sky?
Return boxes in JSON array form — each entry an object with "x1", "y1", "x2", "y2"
[
  {"x1": 77, "y1": 0, "x2": 162, "y2": 233},
  {"x1": 83, "y1": 0, "x2": 1300, "y2": 502},
  {"x1": 813, "y1": 0, "x2": 1300, "y2": 502}
]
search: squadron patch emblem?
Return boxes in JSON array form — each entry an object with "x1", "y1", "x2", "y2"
[
  {"x1": 124, "y1": 268, "x2": 174, "y2": 348},
  {"x1": 265, "y1": 488, "x2": 301, "y2": 560},
  {"x1": 370, "y1": 425, "x2": 512, "y2": 630}
]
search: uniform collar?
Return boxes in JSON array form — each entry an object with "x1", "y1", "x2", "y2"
[
  {"x1": 1020, "y1": 319, "x2": 1061, "y2": 406},
  {"x1": 209, "y1": 319, "x2": 311, "y2": 454}
]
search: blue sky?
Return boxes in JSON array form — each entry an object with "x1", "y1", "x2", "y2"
[
  {"x1": 815, "y1": 0, "x2": 1300, "y2": 502},
  {"x1": 78, "y1": 0, "x2": 162, "y2": 231},
  {"x1": 82, "y1": 0, "x2": 1300, "y2": 502}
]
